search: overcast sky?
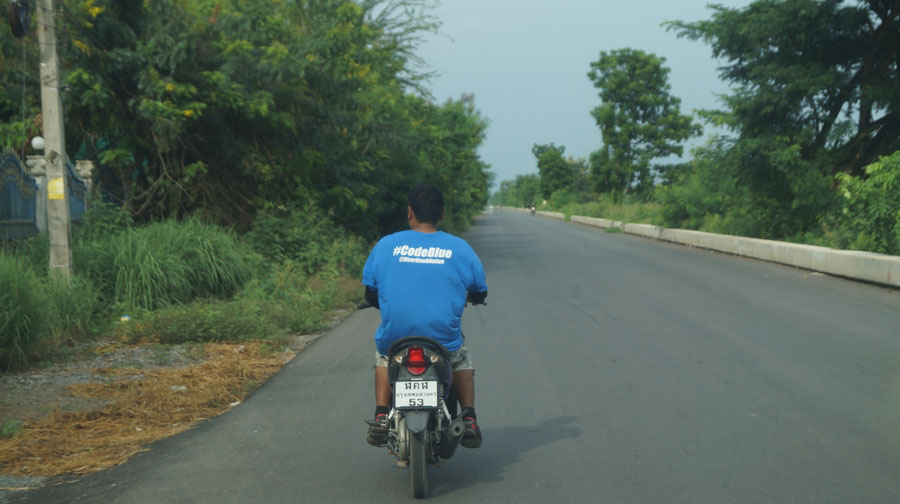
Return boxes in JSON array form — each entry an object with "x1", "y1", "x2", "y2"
[{"x1": 416, "y1": 0, "x2": 752, "y2": 191}]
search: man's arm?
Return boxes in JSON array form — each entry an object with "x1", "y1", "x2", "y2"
[
  {"x1": 466, "y1": 290, "x2": 487, "y2": 305},
  {"x1": 364, "y1": 286, "x2": 380, "y2": 309}
]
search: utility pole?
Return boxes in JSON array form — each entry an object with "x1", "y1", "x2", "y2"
[{"x1": 36, "y1": 0, "x2": 72, "y2": 280}]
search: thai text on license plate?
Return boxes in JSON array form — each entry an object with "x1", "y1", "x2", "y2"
[{"x1": 395, "y1": 380, "x2": 438, "y2": 408}]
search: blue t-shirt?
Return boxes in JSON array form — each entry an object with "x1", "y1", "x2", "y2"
[{"x1": 362, "y1": 229, "x2": 487, "y2": 355}]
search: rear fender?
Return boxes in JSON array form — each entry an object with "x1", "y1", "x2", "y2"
[{"x1": 404, "y1": 410, "x2": 431, "y2": 434}]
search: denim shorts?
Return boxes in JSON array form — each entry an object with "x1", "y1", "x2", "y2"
[{"x1": 375, "y1": 344, "x2": 474, "y2": 372}]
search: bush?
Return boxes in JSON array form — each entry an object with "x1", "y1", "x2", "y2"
[
  {"x1": 110, "y1": 298, "x2": 282, "y2": 345},
  {"x1": 554, "y1": 193, "x2": 662, "y2": 225},
  {"x1": 245, "y1": 205, "x2": 368, "y2": 276},
  {"x1": 829, "y1": 151, "x2": 900, "y2": 255},
  {"x1": 548, "y1": 189, "x2": 577, "y2": 212},
  {"x1": 572, "y1": 199, "x2": 609, "y2": 219},
  {"x1": 77, "y1": 217, "x2": 262, "y2": 311},
  {"x1": 237, "y1": 261, "x2": 349, "y2": 335}
]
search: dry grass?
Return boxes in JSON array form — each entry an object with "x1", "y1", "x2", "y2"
[{"x1": 0, "y1": 342, "x2": 293, "y2": 477}]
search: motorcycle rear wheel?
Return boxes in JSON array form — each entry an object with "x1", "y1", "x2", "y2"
[{"x1": 409, "y1": 430, "x2": 428, "y2": 498}]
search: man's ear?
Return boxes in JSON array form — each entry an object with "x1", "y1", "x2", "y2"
[
  {"x1": 408, "y1": 206, "x2": 414, "y2": 222},
  {"x1": 440, "y1": 208, "x2": 445, "y2": 222}
]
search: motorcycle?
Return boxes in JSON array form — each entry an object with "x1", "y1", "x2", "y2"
[{"x1": 366, "y1": 335, "x2": 466, "y2": 498}]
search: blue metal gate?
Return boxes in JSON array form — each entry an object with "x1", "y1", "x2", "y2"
[
  {"x1": 0, "y1": 153, "x2": 38, "y2": 240},
  {"x1": 0, "y1": 153, "x2": 87, "y2": 240}
]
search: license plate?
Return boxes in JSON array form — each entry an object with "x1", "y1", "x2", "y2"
[{"x1": 394, "y1": 380, "x2": 438, "y2": 408}]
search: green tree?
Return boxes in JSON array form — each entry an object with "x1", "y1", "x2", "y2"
[
  {"x1": 0, "y1": 8, "x2": 40, "y2": 152},
  {"x1": 492, "y1": 174, "x2": 540, "y2": 208},
  {"x1": 588, "y1": 147, "x2": 626, "y2": 200},
  {"x1": 587, "y1": 48, "x2": 700, "y2": 198},
  {"x1": 568, "y1": 156, "x2": 590, "y2": 199},
  {"x1": 532, "y1": 142, "x2": 574, "y2": 199},
  {"x1": 0, "y1": 0, "x2": 490, "y2": 239},
  {"x1": 661, "y1": 0, "x2": 900, "y2": 239},
  {"x1": 666, "y1": 0, "x2": 900, "y2": 178},
  {"x1": 656, "y1": 137, "x2": 763, "y2": 236},
  {"x1": 406, "y1": 93, "x2": 493, "y2": 234}
]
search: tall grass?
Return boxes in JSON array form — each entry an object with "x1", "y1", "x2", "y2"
[
  {"x1": 78, "y1": 217, "x2": 262, "y2": 311},
  {"x1": 1, "y1": 234, "x2": 50, "y2": 273},
  {"x1": 113, "y1": 263, "x2": 362, "y2": 345},
  {"x1": 42, "y1": 275, "x2": 99, "y2": 343},
  {"x1": 0, "y1": 254, "x2": 46, "y2": 370},
  {"x1": 2, "y1": 213, "x2": 365, "y2": 370},
  {"x1": 0, "y1": 253, "x2": 98, "y2": 371}
]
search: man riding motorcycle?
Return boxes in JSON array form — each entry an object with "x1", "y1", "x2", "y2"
[{"x1": 362, "y1": 183, "x2": 488, "y2": 449}]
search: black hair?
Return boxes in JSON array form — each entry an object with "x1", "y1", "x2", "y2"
[{"x1": 407, "y1": 183, "x2": 444, "y2": 225}]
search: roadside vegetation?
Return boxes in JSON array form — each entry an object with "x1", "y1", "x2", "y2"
[
  {"x1": 492, "y1": 0, "x2": 900, "y2": 257},
  {"x1": 0, "y1": 202, "x2": 365, "y2": 372},
  {"x1": 0, "y1": 205, "x2": 366, "y2": 477}
]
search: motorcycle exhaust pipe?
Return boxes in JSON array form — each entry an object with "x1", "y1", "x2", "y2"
[{"x1": 437, "y1": 419, "x2": 466, "y2": 459}]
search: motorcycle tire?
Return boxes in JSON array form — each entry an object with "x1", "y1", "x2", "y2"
[{"x1": 409, "y1": 430, "x2": 428, "y2": 498}]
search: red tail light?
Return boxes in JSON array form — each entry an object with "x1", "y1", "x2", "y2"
[{"x1": 406, "y1": 347, "x2": 428, "y2": 375}]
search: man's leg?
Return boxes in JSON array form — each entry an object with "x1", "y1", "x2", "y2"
[
  {"x1": 453, "y1": 369, "x2": 482, "y2": 448},
  {"x1": 375, "y1": 366, "x2": 391, "y2": 407},
  {"x1": 453, "y1": 369, "x2": 475, "y2": 408},
  {"x1": 367, "y1": 360, "x2": 391, "y2": 447}
]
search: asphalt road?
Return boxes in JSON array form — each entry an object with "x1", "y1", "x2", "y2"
[{"x1": 12, "y1": 210, "x2": 900, "y2": 503}]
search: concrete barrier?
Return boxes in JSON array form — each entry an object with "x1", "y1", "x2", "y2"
[
  {"x1": 656, "y1": 228, "x2": 900, "y2": 288},
  {"x1": 538, "y1": 211, "x2": 565, "y2": 220},
  {"x1": 623, "y1": 223, "x2": 663, "y2": 240},
  {"x1": 498, "y1": 206, "x2": 900, "y2": 288},
  {"x1": 570, "y1": 215, "x2": 623, "y2": 229}
]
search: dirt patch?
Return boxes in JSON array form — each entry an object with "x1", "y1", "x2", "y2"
[
  {"x1": 0, "y1": 343, "x2": 201, "y2": 423},
  {"x1": 0, "y1": 325, "x2": 335, "y2": 497}
]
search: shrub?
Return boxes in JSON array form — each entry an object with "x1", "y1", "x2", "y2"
[
  {"x1": 110, "y1": 298, "x2": 279, "y2": 345},
  {"x1": 245, "y1": 205, "x2": 368, "y2": 276},
  {"x1": 549, "y1": 189, "x2": 577, "y2": 212},
  {"x1": 554, "y1": 193, "x2": 662, "y2": 225},
  {"x1": 572, "y1": 199, "x2": 609, "y2": 219},
  {"x1": 237, "y1": 261, "x2": 335, "y2": 335},
  {"x1": 239, "y1": 260, "x2": 362, "y2": 334},
  {"x1": 324, "y1": 235, "x2": 368, "y2": 278},
  {"x1": 830, "y1": 152, "x2": 900, "y2": 255}
]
